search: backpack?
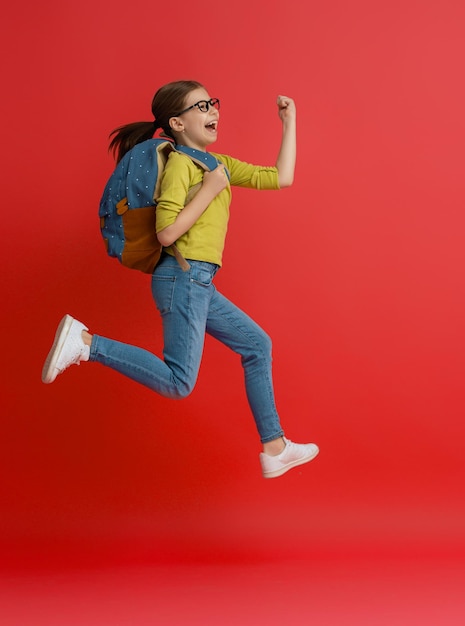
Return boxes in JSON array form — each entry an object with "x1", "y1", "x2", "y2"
[{"x1": 99, "y1": 138, "x2": 221, "y2": 274}]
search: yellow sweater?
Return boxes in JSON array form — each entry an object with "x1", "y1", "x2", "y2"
[{"x1": 156, "y1": 151, "x2": 280, "y2": 266}]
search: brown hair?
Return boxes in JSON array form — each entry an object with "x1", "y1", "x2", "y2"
[{"x1": 108, "y1": 80, "x2": 204, "y2": 163}]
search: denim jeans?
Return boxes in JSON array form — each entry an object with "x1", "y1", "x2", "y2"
[{"x1": 90, "y1": 254, "x2": 284, "y2": 443}]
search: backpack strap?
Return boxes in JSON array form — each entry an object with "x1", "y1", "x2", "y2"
[
  {"x1": 174, "y1": 145, "x2": 230, "y2": 180},
  {"x1": 170, "y1": 244, "x2": 191, "y2": 271}
]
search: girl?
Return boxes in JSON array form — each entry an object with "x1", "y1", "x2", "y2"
[{"x1": 42, "y1": 80, "x2": 319, "y2": 478}]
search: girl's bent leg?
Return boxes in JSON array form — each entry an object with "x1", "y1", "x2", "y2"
[
  {"x1": 90, "y1": 256, "x2": 218, "y2": 399},
  {"x1": 89, "y1": 335, "x2": 188, "y2": 398}
]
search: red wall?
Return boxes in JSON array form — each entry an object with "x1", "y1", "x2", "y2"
[{"x1": 2, "y1": 0, "x2": 465, "y2": 567}]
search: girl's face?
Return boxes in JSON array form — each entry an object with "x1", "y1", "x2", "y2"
[{"x1": 169, "y1": 87, "x2": 220, "y2": 150}]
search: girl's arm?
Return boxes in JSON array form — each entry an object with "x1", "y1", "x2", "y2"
[
  {"x1": 275, "y1": 95, "x2": 297, "y2": 188},
  {"x1": 157, "y1": 165, "x2": 228, "y2": 247}
]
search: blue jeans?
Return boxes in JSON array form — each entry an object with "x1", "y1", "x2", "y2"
[{"x1": 89, "y1": 254, "x2": 284, "y2": 443}]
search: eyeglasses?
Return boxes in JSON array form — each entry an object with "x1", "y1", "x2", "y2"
[{"x1": 174, "y1": 98, "x2": 220, "y2": 116}]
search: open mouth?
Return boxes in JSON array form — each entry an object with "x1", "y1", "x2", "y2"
[{"x1": 205, "y1": 121, "x2": 218, "y2": 132}]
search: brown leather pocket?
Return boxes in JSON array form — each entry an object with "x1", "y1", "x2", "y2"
[{"x1": 120, "y1": 205, "x2": 161, "y2": 274}]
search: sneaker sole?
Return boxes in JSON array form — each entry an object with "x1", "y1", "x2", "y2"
[
  {"x1": 263, "y1": 446, "x2": 319, "y2": 479},
  {"x1": 41, "y1": 314, "x2": 74, "y2": 384}
]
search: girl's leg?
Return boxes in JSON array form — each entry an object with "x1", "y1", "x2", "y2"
[
  {"x1": 205, "y1": 288, "x2": 285, "y2": 444},
  {"x1": 205, "y1": 288, "x2": 320, "y2": 477},
  {"x1": 88, "y1": 256, "x2": 218, "y2": 398}
]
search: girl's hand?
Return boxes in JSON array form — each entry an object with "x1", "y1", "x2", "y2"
[
  {"x1": 277, "y1": 95, "x2": 296, "y2": 123},
  {"x1": 158, "y1": 164, "x2": 228, "y2": 247},
  {"x1": 202, "y1": 164, "x2": 229, "y2": 198}
]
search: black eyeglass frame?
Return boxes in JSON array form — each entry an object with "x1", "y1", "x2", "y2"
[{"x1": 174, "y1": 98, "x2": 220, "y2": 117}]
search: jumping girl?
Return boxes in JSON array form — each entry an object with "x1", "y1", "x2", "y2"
[{"x1": 42, "y1": 80, "x2": 319, "y2": 478}]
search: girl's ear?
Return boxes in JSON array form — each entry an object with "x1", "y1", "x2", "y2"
[{"x1": 169, "y1": 116, "x2": 184, "y2": 133}]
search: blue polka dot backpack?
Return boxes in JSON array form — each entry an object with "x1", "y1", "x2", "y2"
[{"x1": 98, "y1": 138, "x2": 220, "y2": 274}]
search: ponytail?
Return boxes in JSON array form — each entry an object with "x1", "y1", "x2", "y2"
[{"x1": 109, "y1": 120, "x2": 159, "y2": 163}]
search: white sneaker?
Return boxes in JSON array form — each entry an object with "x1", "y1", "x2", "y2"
[
  {"x1": 260, "y1": 437, "x2": 319, "y2": 478},
  {"x1": 41, "y1": 314, "x2": 90, "y2": 384}
]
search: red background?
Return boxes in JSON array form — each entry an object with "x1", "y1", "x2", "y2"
[{"x1": 1, "y1": 0, "x2": 465, "y2": 623}]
